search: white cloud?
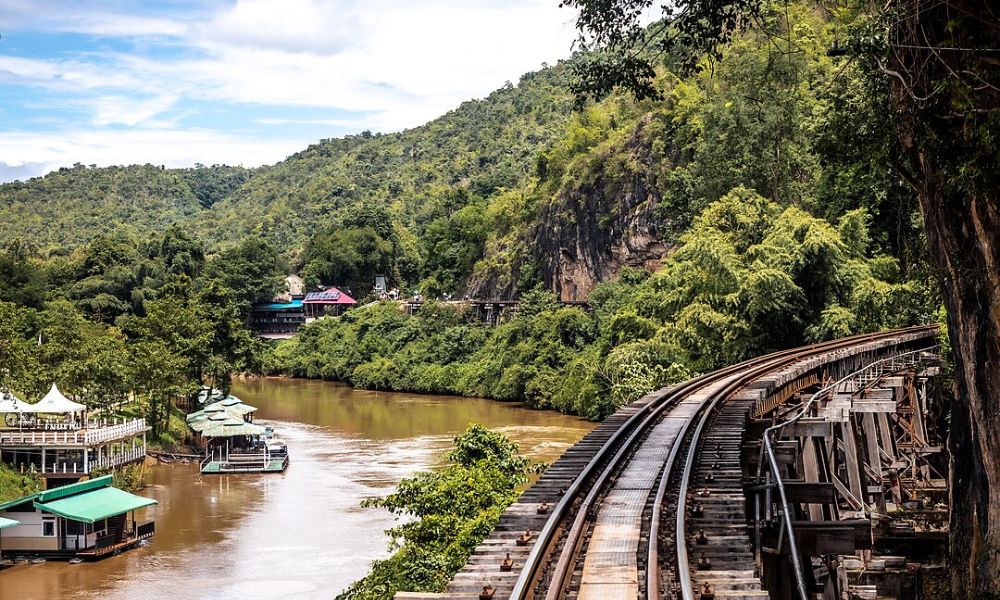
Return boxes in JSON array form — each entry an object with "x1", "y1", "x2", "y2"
[
  {"x1": 0, "y1": 1, "x2": 190, "y2": 37},
  {"x1": 90, "y1": 94, "x2": 180, "y2": 127},
  {"x1": 0, "y1": 0, "x2": 582, "y2": 178},
  {"x1": 199, "y1": 0, "x2": 363, "y2": 55}
]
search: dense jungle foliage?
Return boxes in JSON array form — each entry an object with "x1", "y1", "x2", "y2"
[
  {"x1": 273, "y1": 188, "x2": 935, "y2": 419},
  {"x1": 0, "y1": 227, "x2": 284, "y2": 440},
  {"x1": 336, "y1": 425, "x2": 537, "y2": 600}
]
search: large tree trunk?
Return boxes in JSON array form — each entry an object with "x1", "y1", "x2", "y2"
[
  {"x1": 914, "y1": 154, "x2": 1000, "y2": 598},
  {"x1": 889, "y1": 1, "x2": 1000, "y2": 596}
]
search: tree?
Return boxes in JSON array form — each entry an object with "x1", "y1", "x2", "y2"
[
  {"x1": 0, "y1": 301, "x2": 41, "y2": 394},
  {"x1": 203, "y1": 237, "x2": 284, "y2": 311},
  {"x1": 0, "y1": 242, "x2": 47, "y2": 308},
  {"x1": 884, "y1": 4, "x2": 1000, "y2": 594},
  {"x1": 559, "y1": 0, "x2": 1000, "y2": 595},
  {"x1": 337, "y1": 426, "x2": 534, "y2": 600},
  {"x1": 302, "y1": 226, "x2": 393, "y2": 295}
]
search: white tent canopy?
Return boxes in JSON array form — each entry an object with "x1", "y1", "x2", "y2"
[
  {"x1": 0, "y1": 392, "x2": 26, "y2": 413},
  {"x1": 21, "y1": 384, "x2": 87, "y2": 414}
]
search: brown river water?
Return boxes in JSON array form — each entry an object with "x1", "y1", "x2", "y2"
[{"x1": 0, "y1": 378, "x2": 594, "y2": 600}]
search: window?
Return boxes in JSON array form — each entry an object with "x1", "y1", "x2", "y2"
[{"x1": 42, "y1": 519, "x2": 55, "y2": 536}]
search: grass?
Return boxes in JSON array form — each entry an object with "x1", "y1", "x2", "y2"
[{"x1": 0, "y1": 463, "x2": 41, "y2": 504}]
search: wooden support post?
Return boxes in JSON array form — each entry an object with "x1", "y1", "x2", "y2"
[
  {"x1": 840, "y1": 422, "x2": 865, "y2": 505},
  {"x1": 861, "y1": 413, "x2": 883, "y2": 483},
  {"x1": 876, "y1": 412, "x2": 895, "y2": 460},
  {"x1": 801, "y1": 437, "x2": 825, "y2": 521}
]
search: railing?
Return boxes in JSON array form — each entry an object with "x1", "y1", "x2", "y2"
[
  {"x1": 87, "y1": 446, "x2": 147, "y2": 472},
  {"x1": 758, "y1": 344, "x2": 940, "y2": 600},
  {"x1": 136, "y1": 521, "x2": 155, "y2": 540},
  {"x1": 0, "y1": 418, "x2": 146, "y2": 446},
  {"x1": 40, "y1": 461, "x2": 85, "y2": 474},
  {"x1": 94, "y1": 533, "x2": 117, "y2": 551},
  {"x1": 83, "y1": 419, "x2": 147, "y2": 444}
]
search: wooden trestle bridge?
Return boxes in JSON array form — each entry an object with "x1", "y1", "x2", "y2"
[{"x1": 398, "y1": 326, "x2": 945, "y2": 600}]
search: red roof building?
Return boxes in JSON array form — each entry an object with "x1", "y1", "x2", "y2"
[{"x1": 303, "y1": 287, "x2": 357, "y2": 319}]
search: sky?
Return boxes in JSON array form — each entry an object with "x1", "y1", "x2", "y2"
[{"x1": 0, "y1": 0, "x2": 581, "y2": 183}]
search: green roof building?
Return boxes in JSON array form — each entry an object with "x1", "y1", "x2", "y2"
[{"x1": 0, "y1": 475, "x2": 156, "y2": 558}]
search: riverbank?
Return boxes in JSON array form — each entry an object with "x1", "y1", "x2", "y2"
[{"x1": 0, "y1": 378, "x2": 594, "y2": 600}]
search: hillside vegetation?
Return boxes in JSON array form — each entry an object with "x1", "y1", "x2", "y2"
[
  {"x1": 0, "y1": 164, "x2": 253, "y2": 253},
  {"x1": 270, "y1": 3, "x2": 936, "y2": 419},
  {"x1": 0, "y1": 2, "x2": 937, "y2": 424},
  {"x1": 274, "y1": 189, "x2": 934, "y2": 419}
]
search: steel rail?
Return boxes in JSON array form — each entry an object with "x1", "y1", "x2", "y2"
[
  {"x1": 542, "y1": 337, "x2": 864, "y2": 600},
  {"x1": 508, "y1": 326, "x2": 936, "y2": 600},
  {"x1": 759, "y1": 342, "x2": 940, "y2": 600},
  {"x1": 646, "y1": 330, "x2": 932, "y2": 600},
  {"x1": 672, "y1": 347, "x2": 822, "y2": 600},
  {"x1": 510, "y1": 350, "x2": 797, "y2": 600},
  {"x1": 672, "y1": 326, "x2": 938, "y2": 600},
  {"x1": 542, "y1": 374, "x2": 704, "y2": 600},
  {"x1": 505, "y1": 379, "x2": 681, "y2": 600}
]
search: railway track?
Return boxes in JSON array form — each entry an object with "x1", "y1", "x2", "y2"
[{"x1": 398, "y1": 326, "x2": 938, "y2": 600}]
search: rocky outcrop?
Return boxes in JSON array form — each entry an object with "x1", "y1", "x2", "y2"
[
  {"x1": 533, "y1": 115, "x2": 675, "y2": 301},
  {"x1": 464, "y1": 113, "x2": 678, "y2": 301}
]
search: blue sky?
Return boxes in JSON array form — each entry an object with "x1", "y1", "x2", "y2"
[{"x1": 0, "y1": 0, "x2": 580, "y2": 182}]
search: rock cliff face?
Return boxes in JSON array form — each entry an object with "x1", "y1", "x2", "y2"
[
  {"x1": 529, "y1": 115, "x2": 676, "y2": 301},
  {"x1": 465, "y1": 114, "x2": 680, "y2": 301}
]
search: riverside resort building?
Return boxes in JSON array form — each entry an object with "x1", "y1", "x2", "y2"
[
  {"x1": 0, "y1": 385, "x2": 158, "y2": 561},
  {"x1": 0, "y1": 385, "x2": 148, "y2": 481},
  {"x1": 250, "y1": 278, "x2": 357, "y2": 338},
  {"x1": 0, "y1": 475, "x2": 156, "y2": 558}
]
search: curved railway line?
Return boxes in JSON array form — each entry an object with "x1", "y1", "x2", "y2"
[{"x1": 398, "y1": 325, "x2": 941, "y2": 600}]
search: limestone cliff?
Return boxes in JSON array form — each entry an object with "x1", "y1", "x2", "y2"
[{"x1": 468, "y1": 113, "x2": 678, "y2": 301}]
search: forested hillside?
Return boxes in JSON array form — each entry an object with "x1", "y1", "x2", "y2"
[
  {"x1": 0, "y1": 164, "x2": 249, "y2": 252},
  {"x1": 199, "y1": 66, "x2": 576, "y2": 249},
  {"x1": 0, "y1": 1, "x2": 938, "y2": 423},
  {"x1": 271, "y1": 3, "x2": 938, "y2": 419},
  {"x1": 0, "y1": 5, "x2": 926, "y2": 303}
]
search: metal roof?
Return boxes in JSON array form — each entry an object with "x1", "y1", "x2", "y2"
[
  {"x1": 0, "y1": 492, "x2": 39, "y2": 512},
  {"x1": 303, "y1": 287, "x2": 356, "y2": 304},
  {"x1": 1, "y1": 474, "x2": 156, "y2": 525},
  {"x1": 35, "y1": 486, "x2": 157, "y2": 524},
  {"x1": 200, "y1": 420, "x2": 266, "y2": 438},
  {"x1": 36, "y1": 475, "x2": 113, "y2": 503},
  {"x1": 0, "y1": 516, "x2": 19, "y2": 529},
  {"x1": 254, "y1": 300, "x2": 304, "y2": 310}
]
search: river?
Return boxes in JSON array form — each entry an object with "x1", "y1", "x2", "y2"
[{"x1": 0, "y1": 378, "x2": 594, "y2": 600}]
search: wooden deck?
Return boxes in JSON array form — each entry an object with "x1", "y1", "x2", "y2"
[{"x1": 76, "y1": 522, "x2": 155, "y2": 558}]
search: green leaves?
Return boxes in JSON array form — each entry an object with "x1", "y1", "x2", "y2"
[{"x1": 339, "y1": 426, "x2": 533, "y2": 600}]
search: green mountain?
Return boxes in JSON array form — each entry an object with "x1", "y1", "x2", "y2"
[
  {"x1": 0, "y1": 5, "x2": 924, "y2": 302},
  {"x1": 199, "y1": 66, "x2": 576, "y2": 250},
  {"x1": 0, "y1": 164, "x2": 248, "y2": 252}
]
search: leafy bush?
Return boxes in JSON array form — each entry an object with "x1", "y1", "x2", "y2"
[
  {"x1": 336, "y1": 426, "x2": 535, "y2": 600},
  {"x1": 275, "y1": 191, "x2": 935, "y2": 420}
]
